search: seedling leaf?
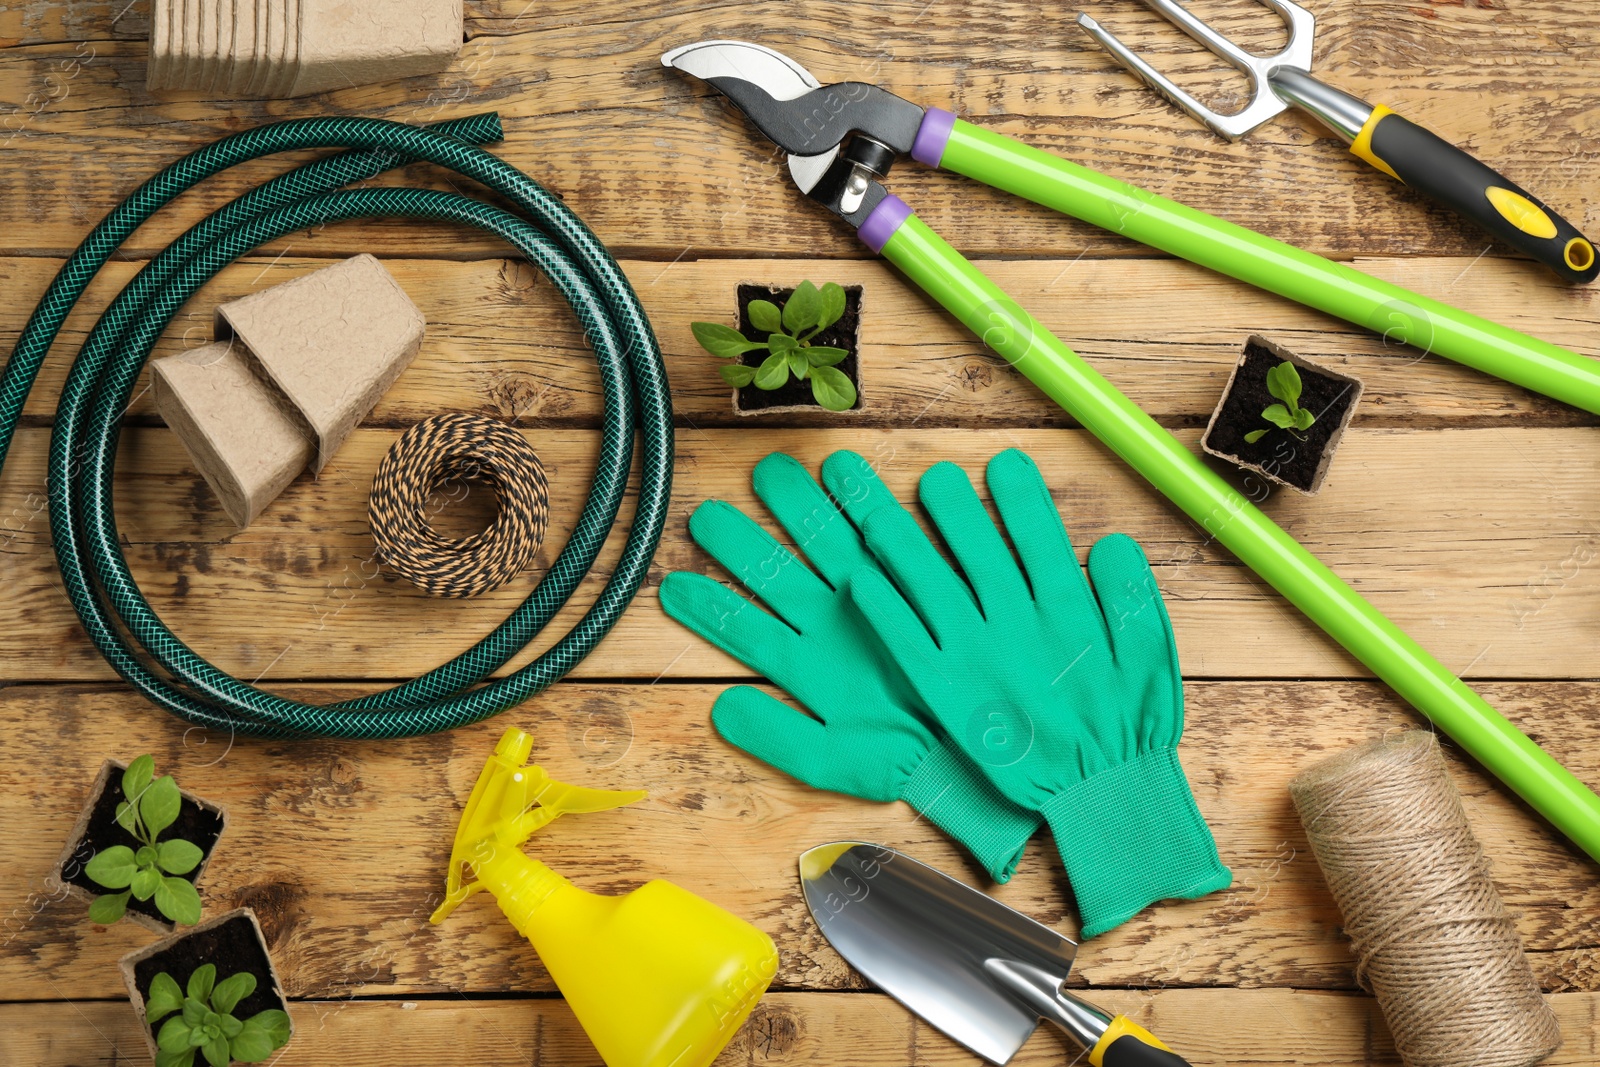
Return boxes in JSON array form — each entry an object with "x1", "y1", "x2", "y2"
[
  {"x1": 202, "y1": 1035, "x2": 230, "y2": 1067},
  {"x1": 817, "y1": 282, "x2": 847, "y2": 331},
  {"x1": 157, "y1": 838, "x2": 204, "y2": 876},
  {"x1": 1261, "y1": 403, "x2": 1295, "y2": 429},
  {"x1": 810, "y1": 365, "x2": 857, "y2": 411},
  {"x1": 754, "y1": 351, "x2": 790, "y2": 391},
  {"x1": 131, "y1": 866, "x2": 161, "y2": 901},
  {"x1": 691, "y1": 322, "x2": 763, "y2": 359},
  {"x1": 145, "y1": 973, "x2": 185, "y2": 1024},
  {"x1": 123, "y1": 754, "x2": 155, "y2": 803},
  {"x1": 1293, "y1": 406, "x2": 1316, "y2": 430},
  {"x1": 210, "y1": 972, "x2": 256, "y2": 1016},
  {"x1": 157, "y1": 876, "x2": 203, "y2": 926},
  {"x1": 805, "y1": 346, "x2": 847, "y2": 368},
  {"x1": 157, "y1": 1015, "x2": 193, "y2": 1053},
  {"x1": 1273, "y1": 361, "x2": 1303, "y2": 407},
  {"x1": 767, "y1": 332, "x2": 798, "y2": 356},
  {"x1": 88, "y1": 890, "x2": 129, "y2": 924},
  {"x1": 233, "y1": 1016, "x2": 282, "y2": 1062},
  {"x1": 85, "y1": 845, "x2": 138, "y2": 890},
  {"x1": 747, "y1": 299, "x2": 782, "y2": 333},
  {"x1": 114, "y1": 798, "x2": 139, "y2": 835},
  {"x1": 718, "y1": 364, "x2": 757, "y2": 388},
  {"x1": 231, "y1": 1022, "x2": 276, "y2": 1062},
  {"x1": 188, "y1": 964, "x2": 217, "y2": 1003},
  {"x1": 782, "y1": 281, "x2": 821, "y2": 334},
  {"x1": 154, "y1": 1050, "x2": 195, "y2": 1067},
  {"x1": 1242, "y1": 429, "x2": 1269, "y2": 444},
  {"x1": 249, "y1": 1008, "x2": 292, "y2": 1048},
  {"x1": 787, "y1": 349, "x2": 810, "y2": 381},
  {"x1": 141, "y1": 775, "x2": 181, "y2": 838}
]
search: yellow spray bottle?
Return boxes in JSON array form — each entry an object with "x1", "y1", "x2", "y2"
[{"x1": 431, "y1": 728, "x2": 779, "y2": 1067}]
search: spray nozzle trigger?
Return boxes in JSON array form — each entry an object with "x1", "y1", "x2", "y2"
[{"x1": 431, "y1": 727, "x2": 646, "y2": 924}]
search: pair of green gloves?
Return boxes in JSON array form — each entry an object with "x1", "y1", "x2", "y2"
[{"x1": 660, "y1": 448, "x2": 1231, "y2": 938}]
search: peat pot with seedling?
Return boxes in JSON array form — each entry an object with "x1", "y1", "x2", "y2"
[
  {"x1": 692, "y1": 280, "x2": 864, "y2": 414},
  {"x1": 121, "y1": 908, "x2": 294, "y2": 1067},
  {"x1": 53, "y1": 755, "x2": 226, "y2": 933},
  {"x1": 1202, "y1": 336, "x2": 1364, "y2": 496}
]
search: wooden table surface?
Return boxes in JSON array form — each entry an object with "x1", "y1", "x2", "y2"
[{"x1": 3, "y1": 2, "x2": 1600, "y2": 1065}]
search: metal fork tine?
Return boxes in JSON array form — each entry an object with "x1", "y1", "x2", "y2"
[
  {"x1": 1076, "y1": 13, "x2": 1232, "y2": 134},
  {"x1": 1137, "y1": 0, "x2": 1261, "y2": 70},
  {"x1": 1077, "y1": 0, "x2": 1317, "y2": 139}
]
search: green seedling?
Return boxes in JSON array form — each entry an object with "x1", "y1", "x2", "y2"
[
  {"x1": 144, "y1": 963, "x2": 291, "y2": 1067},
  {"x1": 691, "y1": 280, "x2": 859, "y2": 411},
  {"x1": 1243, "y1": 360, "x2": 1316, "y2": 444},
  {"x1": 84, "y1": 754, "x2": 204, "y2": 926}
]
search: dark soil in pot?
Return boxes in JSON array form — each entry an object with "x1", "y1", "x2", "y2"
[
  {"x1": 1202, "y1": 338, "x2": 1362, "y2": 494},
  {"x1": 733, "y1": 283, "x2": 863, "y2": 412},
  {"x1": 61, "y1": 764, "x2": 225, "y2": 928}
]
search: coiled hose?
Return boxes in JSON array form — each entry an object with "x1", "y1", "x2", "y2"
[{"x1": 0, "y1": 113, "x2": 673, "y2": 739}]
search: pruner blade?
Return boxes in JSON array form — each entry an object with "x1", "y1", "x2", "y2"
[{"x1": 663, "y1": 39, "x2": 926, "y2": 222}]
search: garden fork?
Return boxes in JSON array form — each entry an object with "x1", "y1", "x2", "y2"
[{"x1": 1077, "y1": 0, "x2": 1597, "y2": 283}]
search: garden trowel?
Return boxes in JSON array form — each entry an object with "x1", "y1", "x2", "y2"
[{"x1": 799, "y1": 842, "x2": 1192, "y2": 1066}]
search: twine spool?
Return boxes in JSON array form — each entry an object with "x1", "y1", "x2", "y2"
[
  {"x1": 1290, "y1": 731, "x2": 1560, "y2": 1067},
  {"x1": 369, "y1": 413, "x2": 549, "y2": 598}
]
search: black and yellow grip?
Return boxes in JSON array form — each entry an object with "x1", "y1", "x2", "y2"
[
  {"x1": 1350, "y1": 105, "x2": 1597, "y2": 285},
  {"x1": 1088, "y1": 1016, "x2": 1192, "y2": 1067}
]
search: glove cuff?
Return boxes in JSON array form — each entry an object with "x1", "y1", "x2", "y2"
[
  {"x1": 903, "y1": 744, "x2": 1039, "y2": 884},
  {"x1": 1040, "y1": 746, "x2": 1231, "y2": 938}
]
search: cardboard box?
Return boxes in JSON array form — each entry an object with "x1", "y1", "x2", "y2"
[
  {"x1": 215, "y1": 253, "x2": 425, "y2": 472},
  {"x1": 153, "y1": 254, "x2": 424, "y2": 528},
  {"x1": 147, "y1": 0, "x2": 461, "y2": 96},
  {"x1": 151, "y1": 340, "x2": 314, "y2": 528}
]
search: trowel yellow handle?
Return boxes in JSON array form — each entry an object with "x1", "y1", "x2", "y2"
[{"x1": 1091, "y1": 1016, "x2": 1190, "y2": 1067}]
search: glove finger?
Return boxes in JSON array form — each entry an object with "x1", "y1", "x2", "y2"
[
  {"x1": 660, "y1": 571, "x2": 806, "y2": 678},
  {"x1": 710, "y1": 685, "x2": 863, "y2": 794},
  {"x1": 751, "y1": 452, "x2": 876, "y2": 589},
  {"x1": 986, "y1": 449, "x2": 1096, "y2": 615},
  {"x1": 824, "y1": 450, "x2": 981, "y2": 638},
  {"x1": 919, "y1": 460, "x2": 1030, "y2": 613},
  {"x1": 848, "y1": 567, "x2": 940, "y2": 667},
  {"x1": 688, "y1": 499, "x2": 836, "y2": 632},
  {"x1": 1087, "y1": 533, "x2": 1180, "y2": 674}
]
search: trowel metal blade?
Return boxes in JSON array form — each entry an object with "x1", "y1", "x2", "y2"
[{"x1": 798, "y1": 842, "x2": 1078, "y2": 1065}]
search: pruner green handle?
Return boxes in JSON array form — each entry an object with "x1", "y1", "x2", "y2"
[
  {"x1": 911, "y1": 115, "x2": 1600, "y2": 415},
  {"x1": 855, "y1": 194, "x2": 1600, "y2": 864}
]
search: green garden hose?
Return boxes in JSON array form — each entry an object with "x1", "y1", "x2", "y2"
[{"x1": 0, "y1": 113, "x2": 674, "y2": 740}]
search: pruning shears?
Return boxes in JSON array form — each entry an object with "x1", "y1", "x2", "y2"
[{"x1": 661, "y1": 40, "x2": 1600, "y2": 864}]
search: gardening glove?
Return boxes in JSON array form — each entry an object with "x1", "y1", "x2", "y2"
[
  {"x1": 832, "y1": 447, "x2": 1231, "y2": 937},
  {"x1": 659, "y1": 452, "x2": 1039, "y2": 883}
]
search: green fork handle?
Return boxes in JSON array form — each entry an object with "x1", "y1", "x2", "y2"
[
  {"x1": 913, "y1": 115, "x2": 1600, "y2": 414},
  {"x1": 860, "y1": 196, "x2": 1600, "y2": 863}
]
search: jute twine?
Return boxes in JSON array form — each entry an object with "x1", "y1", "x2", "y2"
[
  {"x1": 1290, "y1": 731, "x2": 1560, "y2": 1067},
  {"x1": 368, "y1": 413, "x2": 548, "y2": 598}
]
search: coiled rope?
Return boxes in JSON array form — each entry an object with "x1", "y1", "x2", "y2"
[
  {"x1": 0, "y1": 113, "x2": 673, "y2": 739},
  {"x1": 369, "y1": 413, "x2": 550, "y2": 599}
]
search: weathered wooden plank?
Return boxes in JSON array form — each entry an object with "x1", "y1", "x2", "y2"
[
  {"x1": 1, "y1": 3, "x2": 1596, "y2": 260},
  {"x1": 0, "y1": 425, "x2": 1597, "y2": 682},
  {"x1": 2, "y1": 988, "x2": 1597, "y2": 1067},
  {"x1": 3, "y1": 680, "x2": 1597, "y2": 1000},
  {"x1": 2, "y1": 254, "x2": 1596, "y2": 430}
]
